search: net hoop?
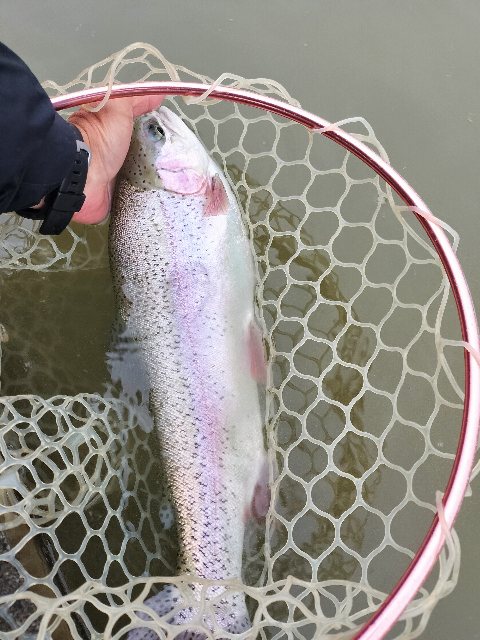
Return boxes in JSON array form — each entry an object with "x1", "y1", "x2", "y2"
[{"x1": 51, "y1": 82, "x2": 480, "y2": 640}]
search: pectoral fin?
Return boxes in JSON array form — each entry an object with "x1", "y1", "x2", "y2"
[{"x1": 204, "y1": 175, "x2": 229, "y2": 216}]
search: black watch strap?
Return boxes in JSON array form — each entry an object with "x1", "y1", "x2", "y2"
[{"x1": 17, "y1": 126, "x2": 91, "y2": 235}]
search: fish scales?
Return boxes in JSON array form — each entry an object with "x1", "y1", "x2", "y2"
[{"x1": 109, "y1": 107, "x2": 266, "y2": 638}]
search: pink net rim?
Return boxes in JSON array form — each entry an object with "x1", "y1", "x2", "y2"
[{"x1": 52, "y1": 82, "x2": 480, "y2": 639}]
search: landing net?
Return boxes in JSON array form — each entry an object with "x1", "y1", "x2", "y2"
[{"x1": 0, "y1": 43, "x2": 478, "y2": 640}]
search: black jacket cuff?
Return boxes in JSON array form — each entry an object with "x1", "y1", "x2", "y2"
[
  {"x1": 0, "y1": 43, "x2": 78, "y2": 213},
  {"x1": 8, "y1": 112, "x2": 78, "y2": 212}
]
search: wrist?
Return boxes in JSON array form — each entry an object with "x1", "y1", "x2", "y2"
[
  {"x1": 39, "y1": 127, "x2": 91, "y2": 234},
  {"x1": 72, "y1": 182, "x2": 110, "y2": 224},
  {"x1": 69, "y1": 120, "x2": 111, "y2": 225}
]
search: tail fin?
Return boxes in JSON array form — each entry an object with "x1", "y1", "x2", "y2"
[{"x1": 128, "y1": 584, "x2": 251, "y2": 640}]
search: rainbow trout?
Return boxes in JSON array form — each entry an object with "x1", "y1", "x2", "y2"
[{"x1": 109, "y1": 107, "x2": 267, "y2": 638}]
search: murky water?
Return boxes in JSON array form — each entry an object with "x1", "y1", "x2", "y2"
[{"x1": 1, "y1": 3, "x2": 479, "y2": 639}]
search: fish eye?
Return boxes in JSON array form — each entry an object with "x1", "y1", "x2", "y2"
[{"x1": 146, "y1": 120, "x2": 165, "y2": 141}]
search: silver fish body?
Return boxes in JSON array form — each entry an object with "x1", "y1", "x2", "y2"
[{"x1": 109, "y1": 107, "x2": 266, "y2": 637}]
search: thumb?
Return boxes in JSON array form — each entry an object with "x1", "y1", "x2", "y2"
[{"x1": 131, "y1": 94, "x2": 164, "y2": 117}]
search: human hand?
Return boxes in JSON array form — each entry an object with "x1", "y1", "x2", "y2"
[{"x1": 68, "y1": 95, "x2": 163, "y2": 224}]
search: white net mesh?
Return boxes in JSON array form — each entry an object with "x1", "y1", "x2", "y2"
[
  {"x1": 0, "y1": 43, "x2": 473, "y2": 639},
  {"x1": 0, "y1": 214, "x2": 107, "y2": 272}
]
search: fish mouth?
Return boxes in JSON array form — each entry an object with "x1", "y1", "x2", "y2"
[
  {"x1": 155, "y1": 166, "x2": 183, "y2": 173},
  {"x1": 139, "y1": 106, "x2": 195, "y2": 140},
  {"x1": 157, "y1": 106, "x2": 198, "y2": 138},
  {"x1": 157, "y1": 106, "x2": 183, "y2": 135}
]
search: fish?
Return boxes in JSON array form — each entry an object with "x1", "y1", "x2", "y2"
[{"x1": 109, "y1": 106, "x2": 268, "y2": 639}]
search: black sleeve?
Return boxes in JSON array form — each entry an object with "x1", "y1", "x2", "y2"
[{"x1": 0, "y1": 43, "x2": 78, "y2": 214}]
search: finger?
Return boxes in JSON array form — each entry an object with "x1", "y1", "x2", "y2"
[
  {"x1": 130, "y1": 94, "x2": 164, "y2": 117},
  {"x1": 71, "y1": 95, "x2": 164, "y2": 120}
]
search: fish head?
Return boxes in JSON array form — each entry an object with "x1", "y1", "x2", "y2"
[
  {"x1": 121, "y1": 106, "x2": 230, "y2": 214},
  {"x1": 122, "y1": 106, "x2": 211, "y2": 195}
]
